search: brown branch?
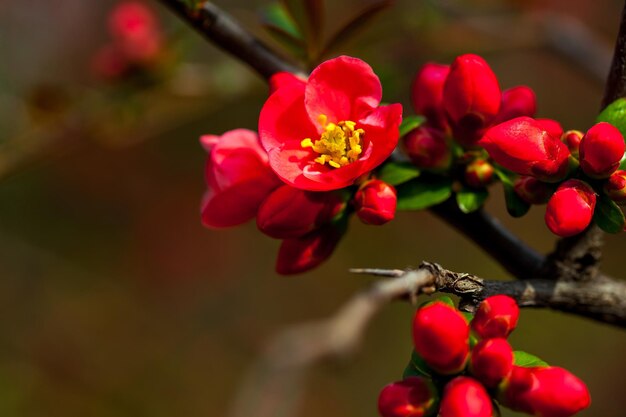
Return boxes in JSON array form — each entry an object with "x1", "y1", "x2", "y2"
[
  {"x1": 229, "y1": 262, "x2": 626, "y2": 417},
  {"x1": 602, "y1": 0, "x2": 626, "y2": 108},
  {"x1": 157, "y1": 0, "x2": 304, "y2": 80}
]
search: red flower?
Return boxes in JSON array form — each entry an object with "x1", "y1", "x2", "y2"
[
  {"x1": 479, "y1": 117, "x2": 570, "y2": 182},
  {"x1": 502, "y1": 366, "x2": 591, "y2": 417},
  {"x1": 579, "y1": 122, "x2": 625, "y2": 179},
  {"x1": 439, "y1": 377, "x2": 493, "y2": 417},
  {"x1": 275, "y1": 224, "x2": 344, "y2": 274},
  {"x1": 108, "y1": 1, "x2": 163, "y2": 63},
  {"x1": 470, "y1": 338, "x2": 514, "y2": 388},
  {"x1": 492, "y1": 85, "x2": 537, "y2": 125},
  {"x1": 200, "y1": 129, "x2": 282, "y2": 228},
  {"x1": 411, "y1": 63, "x2": 450, "y2": 129},
  {"x1": 257, "y1": 185, "x2": 346, "y2": 238},
  {"x1": 604, "y1": 170, "x2": 626, "y2": 204},
  {"x1": 472, "y1": 295, "x2": 519, "y2": 339},
  {"x1": 259, "y1": 56, "x2": 402, "y2": 191},
  {"x1": 354, "y1": 180, "x2": 397, "y2": 225},
  {"x1": 413, "y1": 301, "x2": 470, "y2": 375},
  {"x1": 378, "y1": 377, "x2": 439, "y2": 417},
  {"x1": 443, "y1": 54, "x2": 501, "y2": 146},
  {"x1": 269, "y1": 71, "x2": 307, "y2": 95},
  {"x1": 545, "y1": 179, "x2": 596, "y2": 237}
]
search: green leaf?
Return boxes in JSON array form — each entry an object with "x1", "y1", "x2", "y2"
[
  {"x1": 378, "y1": 162, "x2": 420, "y2": 186},
  {"x1": 403, "y1": 350, "x2": 433, "y2": 378},
  {"x1": 597, "y1": 98, "x2": 626, "y2": 139},
  {"x1": 396, "y1": 177, "x2": 453, "y2": 211},
  {"x1": 493, "y1": 165, "x2": 516, "y2": 187},
  {"x1": 594, "y1": 194, "x2": 625, "y2": 234},
  {"x1": 513, "y1": 351, "x2": 549, "y2": 368},
  {"x1": 320, "y1": 0, "x2": 394, "y2": 56},
  {"x1": 503, "y1": 184, "x2": 530, "y2": 218},
  {"x1": 262, "y1": 3, "x2": 303, "y2": 40},
  {"x1": 619, "y1": 154, "x2": 626, "y2": 171},
  {"x1": 399, "y1": 115, "x2": 426, "y2": 137},
  {"x1": 456, "y1": 188, "x2": 488, "y2": 214}
]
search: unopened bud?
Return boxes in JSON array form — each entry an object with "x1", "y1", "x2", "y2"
[
  {"x1": 465, "y1": 159, "x2": 495, "y2": 188},
  {"x1": 513, "y1": 177, "x2": 553, "y2": 205},
  {"x1": 604, "y1": 170, "x2": 626, "y2": 204},
  {"x1": 470, "y1": 338, "x2": 514, "y2": 388},
  {"x1": 545, "y1": 179, "x2": 596, "y2": 237},
  {"x1": 536, "y1": 118, "x2": 564, "y2": 140},
  {"x1": 561, "y1": 130, "x2": 583, "y2": 158},
  {"x1": 439, "y1": 377, "x2": 493, "y2": 417},
  {"x1": 403, "y1": 126, "x2": 452, "y2": 171},
  {"x1": 579, "y1": 122, "x2": 625, "y2": 179},
  {"x1": 413, "y1": 301, "x2": 470, "y2": 375},
  {"x1": 276, "y1": 225, "x2": 343, "y2": 275},
  {"x1": 354, "y1": 180, "x2": 397, "y2": 225},
  {"x1": 411, "y1": 63, "x2": 450, "y2": 129},
  {"x1": 472, "y1": 295, "x2": 519, "y2": 339},
  {"x1": 378, "y1": 377, "x2": 439, "y2": 417},
  {"x1": 492, "y1": 85, "x2": 537, "y2": 125}
]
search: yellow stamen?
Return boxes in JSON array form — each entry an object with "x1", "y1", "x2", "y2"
[{"x1": 301, "y1": 114, "x2": 365, "y2": 168}]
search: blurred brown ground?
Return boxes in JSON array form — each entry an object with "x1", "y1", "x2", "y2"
[{"x1": 0, "y1": 0, "x2": 625, "y2": 416}]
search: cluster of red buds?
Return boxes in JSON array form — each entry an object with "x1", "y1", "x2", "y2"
[
  {"x1": 91, "y1": 1, "x2": 166, "y2": 81},
  {"x1": 201, "y1": 57, "x2": 402, "y2": 274},
  {"x1": 378, "y1": 296, "x2": 591, "y2": 417},
  {"x1": 405, "y1": 54, "x2": 626, "y2": 236}
]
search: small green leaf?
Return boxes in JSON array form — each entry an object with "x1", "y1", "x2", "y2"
[
  {"x1": 456, "y1": 188, "x2": 488, "y2": 214},
  {"x1": 262, "y1": 3, "x2": 303, "y2": 40},
  {"x1": 619, "y1": 154, "x2": 626, "y2": 171},
  {"x1": 493, "y1": 165, "x2": 516, "y2": 187},
  {"x1": 513, "y1": 351, "x2": 549, "y2": 368},
  {"x1": 378, "y1": 162, "x2": 420, "y2": 186},
  {"x1": 396, "y1": 177, "x2": 453, "y2": 211},
  {"x1": 402, "y1": 350, "x2": 433, "y2": 379},
  {"x1": 399, "y1": 115, "x2": 426, "y2": 137},
  {"x1": 503, "y1": 184, "x2": 530, "y2": 218},
  {"x1": 597, "y1": 98, "x2": 626, "y2": 139},
  {"x1": 594, "y1": 194, "x2": 625, "y2": 234}
]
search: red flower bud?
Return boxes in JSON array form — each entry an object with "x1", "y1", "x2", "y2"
[
  {"x1": 561, "y1": 130, "x2": 583, "y2": 158},
  {"x1": 535, "y1": 119, "x2": 564, "y2": 140},
  {"x1": 502, "y1": 366, "x2": 591, "y2": 417},
  {"x1": 378, "y1": 377, "x2": 439, "y2": 417},
  {"x1": 470, "y1": 338, "x2": 514, "y2": 387},
  {"x1": 403, "y1": 126, "x2": 452, "y2": 171},
  {"x1": 275, "y1": 225, "x2": 343, "y2": 274},
  {"x1": 413, "y1": 301, "x2": 470, "y2": 375},
  {"x1": 579, "y1": 122, "x2": 625, "y2": 179},
  {"x1": 91, "y1": 44, "x2": 129, "y2": 81},
  {"x1": 479, "y1": 117, "x2": 570, "y2": 182},
  {"x1": 439, "y1": 377, "x2": 493, "y2": 417},
  {"x1": 201, "y1": 129, "x2": 281, "y2": 228},
  {"x1": 108, "y1": 1, "x2": 163, "y2": 64},
  {"x1": 604, "y1": 170, "x2": 626, "y2": 204},
  {"x1": 492, "y1": 85, "x2": 537, "y2": 125},
  {"x1": 354, "y1": 180, "x2": 397, "y2": 225},
  {"x1": 443, "y1": 54, "x2": 501, "y2": 146},
  {"x1": 411, "y1": 63, "x2": 450, "y2": 129},
  {"x1": 465, "y1": 159, "x2": 495, "y2": 188},
  {"x1": 472, "y1": 295, "x2": 519, "y2": 339},
  {"x1": 514, "y1": 176, "x2": 553, "y2": 205},
  {"x1": 257, "y1": 185, "x2": 346, "y2": 238},
  {"x1": 545, "y1": 179, "x2": 596, "y2": 237}
]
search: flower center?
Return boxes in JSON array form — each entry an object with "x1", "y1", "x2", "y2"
[{"x1": 301, "y1": 114, "x2": 364, "y2": 168}]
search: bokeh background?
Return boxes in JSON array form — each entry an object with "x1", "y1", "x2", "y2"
[{"x1": 1, "y1": 0, "x2": 625, "y2": 416}]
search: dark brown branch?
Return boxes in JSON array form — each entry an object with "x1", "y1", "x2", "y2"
[
  {"x1": 429, "y1": 198, "x2": 544, "y2": 279},
  {"x1": 157, "y1": 0, "x2": 304, "y2": 79},
  {"x1": 602, "y1": 0, "x2": 626, "y2": 108}
]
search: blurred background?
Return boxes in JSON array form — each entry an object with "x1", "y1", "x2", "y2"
[{"x1": 1, "y1": 0, "x2": 625, "y2": 416}]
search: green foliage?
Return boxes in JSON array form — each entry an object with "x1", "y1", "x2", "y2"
[
  {"x1": 456, "y1": 187, "x2": 488, "y2": 214},
  {"x1": 594, "y1": 194, "x2": 625, "y2": 234},
  {"x1": 513, "y1": 351, "x2": 549, "y2": 368},
  {"x1": 396, "y1": 176, "x2": 453, "y2": 210},
  {"x1": 377, "y1": 161, "x2": 420, "y2": 186},
  {"x1": 493, "y1": 166, "x2": 530, "y2": 217},
  {"x1": 403, "y1": 350, "x2": 433, "y2": 378},
  {"x1": 399, "y1": 115, "x2": 426, "y2": 137},
  {"x1": 597, "y1": 98, "x2": 626, "y2": 139}
]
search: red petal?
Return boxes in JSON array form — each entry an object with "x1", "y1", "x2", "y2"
[
  {"x1": 357, "y1": 104, "x2": 403, "y2": 173},
  {"x1": 305, "y1": 56, "x2": 382, "y2": 124}
]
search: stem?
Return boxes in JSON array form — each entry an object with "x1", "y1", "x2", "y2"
[
  {"x1": 602, "y1": 0, "x2": 626, "y2": 109},
  {"x1": 157, "y1": 0, "x2": 304, "y2": 79}
]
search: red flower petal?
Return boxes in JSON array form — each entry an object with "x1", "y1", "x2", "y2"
[{"x1": 305, "y1": 56, "x2": 382, "y2": 124}]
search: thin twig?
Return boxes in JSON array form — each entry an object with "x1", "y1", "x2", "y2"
[{"x1": 157, "y1": 0, "x2": 304, "y2": 80}]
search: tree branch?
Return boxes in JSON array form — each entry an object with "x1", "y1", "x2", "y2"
[
  {"x1": 229, "y1": 262, "x2": 626, "y2": 417},
  {"x1": 602, "y1": 0, "x2": 626, "y2": 108},
  {"x1": 429, "y1": 198, "x2": 544, "y2": 279},
  {"x1": 157, "y1": 0, "x2": 304, "y2": 80}
]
